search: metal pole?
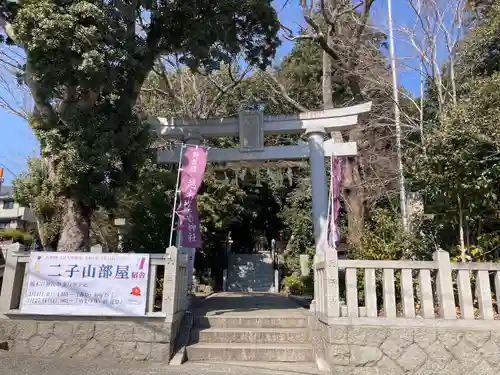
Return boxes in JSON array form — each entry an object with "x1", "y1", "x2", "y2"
[
  {"x1": 169, "y1": 144, "x2": 186, "y2": 247},
  {"x1": 387, "y1": 0, "x2": 408, "y2": 231}
]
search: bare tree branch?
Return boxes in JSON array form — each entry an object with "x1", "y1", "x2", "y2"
[
  {"x1": 265, "y1": 73, "x2": 309, "y2": 112},
  {"x1": 152, "y1": 60, "x2": 184, "y2": 106},
  {"x1": 204, "y1": 64, "x2": 252, "y2": 118}
]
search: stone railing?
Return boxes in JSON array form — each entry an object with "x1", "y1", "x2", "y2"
[
  {"x1": 0, "y1": 243, "x2": 190, "y2": 362},
  {"x1": 314, "y1": 248, "x2": 500, "y2": 320},
  {"x1": 313, "y1": 253, "x2": 328, "y2": 318},
  {"x1": 312, "y1": 249, "x2": 500, "y2": 374},
  {"x1": 0, "y1": 243, "x2": 189, "y2": 319}
]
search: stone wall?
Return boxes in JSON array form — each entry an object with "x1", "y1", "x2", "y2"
[
  {"x1": 311, "y1": 318, "x2": 500, "y2": 375},
  {"x1": 0, "y1": 316, "x2": 183, "y2": 363}
]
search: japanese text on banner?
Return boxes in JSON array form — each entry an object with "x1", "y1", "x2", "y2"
[
  {"x1": 176, "y1": 145, "x2": 208, "y2": 248},
  {"x1": 21, "y1": 252, "x2": 150, "y2": 316}
]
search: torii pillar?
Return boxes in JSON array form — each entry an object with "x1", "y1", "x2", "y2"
[{"x1": 307, "y1": 126, "x2": 330, "y2": 254}]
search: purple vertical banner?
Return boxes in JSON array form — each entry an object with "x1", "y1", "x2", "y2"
[
  {"x1": 328, "y1": 157, "x2": 342, "y2": 247},
  {"x1": 176, "y1": 145, "x2": 208, "y2": 249}
]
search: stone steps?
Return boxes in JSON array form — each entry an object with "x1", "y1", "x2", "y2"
[
  {"x1": 186, "y1": 343, "x2": 314, "y2": 362},
  {"x1": 194, "y1": 315, "x2": 309, "y2": 329},
  {"x1": 204, "y1": 361, "x2": 325, "y2": 374},
  {"x1": 191, "y1": 327, "x2": 310, "y2": 344},
  {"x1": 226, "y1": 284, "x2": 275, "y2": 292},
  {"x1": 186, "y1": 291, "x2": 314, "y2": 364},
  {"x1": 187, "y1": 314, "x2": 313, "y2": 362}
]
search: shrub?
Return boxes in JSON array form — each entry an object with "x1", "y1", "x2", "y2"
[
  {"x1": 0, "y1": 228, "x2": 34, "y2": 245},
  {"x1": 347, "y1": 209, "x2": 437, "y2": 308},
  {"x1": 282, "y1": 274, "x2": 313, "y2": 296}
]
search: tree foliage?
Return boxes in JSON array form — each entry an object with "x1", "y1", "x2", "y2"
[
  {"x1": 1, "y1": 0, "x2": 280, "y2": 251},
  {"x1": 137, "y1": 61, "x2": 293, "y2": 277},
  {"x1": 14, "y1": 0, "x2": 500, "y2": 287},
  {"x1": 409, "y1": 0, "x2": 500, "y2": 261},
  {"x1": 275, "y1": 5, "x2": 398, "y2": 248},
  {"x1": 118, "y1": 158, "x2": 177, "y2": 253},
  {"x1": 13, "y1": 156, "x2": 62, "y2": 250}
]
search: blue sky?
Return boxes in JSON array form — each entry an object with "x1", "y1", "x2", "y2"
[{"x1": 0, "y1": 0, "x2": 425, "y2": 184}]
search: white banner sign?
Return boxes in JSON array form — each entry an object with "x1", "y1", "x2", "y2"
[{"x1": 21, "y1": 252, "x2": 150, "y2": 316}]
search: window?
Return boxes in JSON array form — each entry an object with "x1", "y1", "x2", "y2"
[
  {"x1": 0, "y1": 223, "x2": 7, "y2": 229},
  {"x1": 2, "y1": 200, "x2": 13, "y2": 209}
]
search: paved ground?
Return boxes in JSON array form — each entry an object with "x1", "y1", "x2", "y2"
[
  {"x1": 1, "y1": 293, "x2": 320, "y2": 375},
  {"x1": 193, "y1": 292, "x2": 308, "y2": 317},
  {"x1": 0, "y1": 354, "x2": 322, "y2": 375}
]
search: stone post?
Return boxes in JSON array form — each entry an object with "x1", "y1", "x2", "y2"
[
  {"x1": 1, "y1": 245, "x2": 6, "y2": 263},
  {"x1": 476, "y1": 270, "x2": 494, "y2": 320},
  {"x1": 456, "y1": 270, "x2": 474, "y2": 320},
  {"x1": 274, "y1": 268, "x2": 279, "y2": 293},
  {"x1": 179, "y1": 252, "x2": 189, "y2": 312},
  {"x1": 325, "y1": 249, "x2": 340, "y2": 319},
  {"x1": 90, "y1": 244, "x2": 103, "y2": 253},
  {"x1": 433, "y1": 250, "x2": 456, "y2": 319},
  {"x1": 114, "y1": 218, "x2": 128, "y2": 252},
  {"x1": 223, "y1": 235, "x2": 232, "y2": 292},
  {"x1": 222, "y1": 269, "x2": 228, "y2": 292},
  {"x1": 306, "y1": 128, "x2": 328, "y2": 255},
  {"x1": 0, "y1": 243, "x2": 27, "y2": 313},
  {"x1": 163, "y1": 246, "x2": 180, "y2": 322},
  {"x1": 300, "y1": 254, "x2": 309, "y2": 276},
  {"x1": 312, "y1": 255, "x2": 319, "y2": 314}
]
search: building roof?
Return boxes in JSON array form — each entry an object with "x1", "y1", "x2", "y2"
[{"x1": 0, "y1": 185, "x2": 13, "y2": 198}]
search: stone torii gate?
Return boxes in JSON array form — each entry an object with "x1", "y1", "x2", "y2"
[{"x1": 149, "y1": 102, "x2": 372, "y2": 256}]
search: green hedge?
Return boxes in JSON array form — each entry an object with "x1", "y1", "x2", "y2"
[{"x1": 0, "y1": 228, "x2": 34, "y2": 245}]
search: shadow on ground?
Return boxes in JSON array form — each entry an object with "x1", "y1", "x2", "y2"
[{"x1": 192, "y1": 292, "x2": 304, "y2": 316}]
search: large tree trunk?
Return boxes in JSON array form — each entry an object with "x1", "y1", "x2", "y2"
[
  {"x1": 322, "y1": 28, "x2": 334, "y2": 110},
  {"x1": 57, "y1": 198, "x2": 91, "y2": 252},
  {"x1": 320, "y1": 21, "x2": 367, "y2": 250},
  {"x1": 36, "y1": 218, "x2": 48, "y2": 249},
  {"x1": 343, "y1": 165, "x2": 364, "y2": 248},
  {"x1": 343, "y1": 127, "x2": 365, "y2": 249},
  {"x1": 36, "y1": 218, "x2": 59, "y2": 251}
]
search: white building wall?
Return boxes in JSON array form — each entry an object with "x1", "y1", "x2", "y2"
[{"x1": 0, "y1": 198, "x2": 35, "y2": 228}]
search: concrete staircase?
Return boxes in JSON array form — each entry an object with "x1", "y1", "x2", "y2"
[
  {"x1": 227, "y1": 251, "x2": 274, "y2": 292},
  {"x1": 187, "y1": 313, "x2": 314, "y2": 362},
  {"x1": 186, "y1": 293, "x2": 316, "y2": 365}
]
